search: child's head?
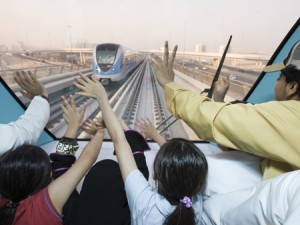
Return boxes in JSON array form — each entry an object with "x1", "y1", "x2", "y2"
[
  {"x1": 0, "y1": 145, "x2": 52, "y2": 225},
  {"x1": 153, "y1": 138, "x2": 208, "y2": 225}
]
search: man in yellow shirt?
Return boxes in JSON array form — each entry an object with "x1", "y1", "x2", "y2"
[{"x1": 152, "y1": 41, "x2": 300, "y2": 180}]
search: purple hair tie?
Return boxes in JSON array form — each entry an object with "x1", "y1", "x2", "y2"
[{"x1": 180, "y1": 196, "x2": 192, "y2": 208}]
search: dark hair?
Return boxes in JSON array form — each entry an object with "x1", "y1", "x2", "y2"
[
  {"x1": 0, "y1": 145, "x2": 52, "y2": 225},
  {"x1": 153, "y1": 138, "x2": 208, "y2": 225},
  {"x1": 281, "y1": 64, "x2": 300, "y2": 97}
]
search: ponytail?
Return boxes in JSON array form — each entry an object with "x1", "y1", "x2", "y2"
[
  {"x1": 154, "y1": 138, "x2": 208, "y2": 225},
  {"x1": 164, "y1": 200, "x2": 196, "y2": 225},
  {"x1": 0, "y1": 201, "x2": 19, "y2": 225}
]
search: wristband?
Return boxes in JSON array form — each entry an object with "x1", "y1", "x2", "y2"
[{"x1": 56, "y1": 137, "x2": 79, "y2": 154}]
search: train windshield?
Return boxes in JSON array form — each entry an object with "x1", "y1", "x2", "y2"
[
  {"x1": 96, "y1": 44, "x2": 118, "y2": 65},
  {"x1": 0, "y1": 1, "x2": 299, "y2": 142}
]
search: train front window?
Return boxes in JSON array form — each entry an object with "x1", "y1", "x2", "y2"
[
  {"x1": 96, "y1": 44, "x2": 118, "y2": 66},
  {"x1": 97, "y1": 50, "x2": 116, "y2": 65}
]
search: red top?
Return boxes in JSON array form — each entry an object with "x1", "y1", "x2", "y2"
[{"x1": 1, "y1": 187, "x2": 62, "y2": 225}]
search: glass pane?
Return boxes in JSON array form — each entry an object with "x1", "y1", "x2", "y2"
[{"x1": 0, "y1": 1, "x2": 299, "y2": 141}]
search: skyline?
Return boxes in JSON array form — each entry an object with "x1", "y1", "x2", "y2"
[{"x1": 0, "y1": 0, "x2": 299, "y2": 53}]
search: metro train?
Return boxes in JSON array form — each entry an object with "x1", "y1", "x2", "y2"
[{"x1": 92, "y1": 43, "x2": 144, "y2": 85}]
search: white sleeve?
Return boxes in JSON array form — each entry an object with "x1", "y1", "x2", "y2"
[
  {"x1": 0, "y1": 96, "x2": 50, "y2": 154},
  {"x1": 125, "y1": 169, "x2": 153, "y2": 219},
  {"x1": 203, "y1": 170, "x2": 300, "y2": 225}
]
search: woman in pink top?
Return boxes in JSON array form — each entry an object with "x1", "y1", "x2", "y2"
[{"x1": 0, "y1": 95, "x2": 104, "y2": 225}]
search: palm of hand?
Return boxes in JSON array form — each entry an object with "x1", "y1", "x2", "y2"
[
  {"x1": 152, "y1": 41, "x2": 178, "y2": 87},
  {"x1": 155, "y1": 64, "x2": 175, "y2": 87}
]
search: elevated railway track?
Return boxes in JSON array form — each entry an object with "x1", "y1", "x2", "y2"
[{"x1": 5, "y1": 58, "x2": 256, "y2": 139}]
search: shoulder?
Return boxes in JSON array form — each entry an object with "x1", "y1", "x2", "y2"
[
  {"x1": 15, "y1": 187, "x2": 62, "y2": 224},
  {"x1": 125, "y1": 170, "x2": 156, "y2": 212},
  {"x1": 125, "y1": 170, "x2": 177, "y2": 223},
  {"x1": 125, "y1": 169, "x2": 150, "y2": 194}
]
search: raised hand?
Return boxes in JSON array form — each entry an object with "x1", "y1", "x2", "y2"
[
  {"x1": 151, "y1": 41, "x2": 178, "y2": 88},
  {"x1": 213, "y1": 76, "x2": 230, "y2": 102},
  {"x1": 60, "y1": 95, "x2": 86, "y2": 138},
  {"x1": 82, "y1": 117, "x2": 105, "y2": 136},
  {"x1": 14, "y1": 70, "x2": 48, "y2": 99},
  {"x1": 73, "y1": 74, "x2": 106, "y2": 100},
  {"x1": 136, "y1": 118, "x2": 166, "y2": 146},
  {"x1": 136, "y1": 118, "x2": 157, "y2": 139}
]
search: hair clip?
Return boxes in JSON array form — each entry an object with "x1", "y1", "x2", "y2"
[{"x1": 180, "y1": 196, "x2": 192, "y2": 208}]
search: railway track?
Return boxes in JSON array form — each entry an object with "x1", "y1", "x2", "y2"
[{"x1": 8, "y1": 59, "x2": 256, "y2": 139}]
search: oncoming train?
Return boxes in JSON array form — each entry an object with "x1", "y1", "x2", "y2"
[{"x1": 92, "y1": 43, "x2": 144, "y2": 85}]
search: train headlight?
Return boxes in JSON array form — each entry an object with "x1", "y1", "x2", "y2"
[{"x1": 112, "y1": 68, "x2": 115, "y2": 71}]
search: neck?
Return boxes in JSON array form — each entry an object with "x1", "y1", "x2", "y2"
[{"x1": 289, "y1": 95, "x2": 300, "y2": 100}]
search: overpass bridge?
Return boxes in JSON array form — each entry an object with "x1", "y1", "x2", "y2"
[{"x1": 24, "y1": 48, "x2": 270, "y2": 71}]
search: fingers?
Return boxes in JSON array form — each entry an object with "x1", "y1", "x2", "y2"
[
  {"x1": 74, "y1": 74, "x2": 105, "y2": 99},
  {"x1": 20, "y1": 90, "x2": 30, "y2": 99},
  {"x1": 74, "y1": 77, "x2": 88, "y2": 88},
  {"x1": 60, "y1": 96, "x2": 71, "y2": 116},
  {"x1": 25, "y1": 70, "x2": 35, "y2": 81},
  {"x1": 82, "y1": 120, "x2": 96, "y2": 133},
  {"x1": 225, "y1": 75, "x2": 230, "y2": 84},
  {"x1": 136, "y1": 117, "x2": 152, "y2": 128},
  {"x1": 80, "y1": 104, "x2": 87, "y2": 116},
  {"x1": 82, "y1": 117, "x2": 105, "y2": 135},
  {"x1": 69, "y1": 95, "x2": 76, "y2": 109},
  {"x1": 163, "y1": 41, "x2": 169, "y2": 67},
  {"x1": 61, "y1": 96, "x2": 72, "y2": 111},
  {"x1": 97, "y1": 118, "x2": 106, "y2": 129},
  {"x1": 140, "y1": 117, "x2": 149, "y2": 125},
  {"x1": 169, "y1": 45, "x2": 178, "y2": 66},
  {"x1": 14, "y1": 70, "x2": 45, "y2": 99},
  {"x1": 74, "y1": 74, "x2": 95, "y2": 89},
  {"x1": 79, "y1": 73, "x2": 93, "y2": 83},
  {"x1": 146, "y1": 118, "x2": 152, "y2": 125},
  {"x1": 94, "y1": 117, "x2": 103, "y2": 125},
  {"x1": 15, "y1": 71, "x2": 30, "y2": 88}
]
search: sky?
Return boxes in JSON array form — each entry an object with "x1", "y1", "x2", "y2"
[{"x1": 0, "y1": 0, "x2": 299, "y2": 53}]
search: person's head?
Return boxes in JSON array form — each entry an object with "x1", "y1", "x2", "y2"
[
  {"x1": 0, "y1": 145, "x2": 52, "y2": 225},
  {"x1": 153, "y1": 138, "x2": 208, "y2": 225},
  {"x1": 274, "y1": 64, "x2": 300, "y2": 100},
  {"x1": 263, "y1": 40, "x2": 300, "y2": 101}
]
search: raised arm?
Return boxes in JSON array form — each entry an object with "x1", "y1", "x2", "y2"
[
  {"x1": 0, "y1": 71, "x2": 50, "y2": 154},
  {"x1": 136, "y1": 118, "x2": 166, "y2": 147},
  {"x1": 48, "y1": 95, "x2": 104, "y2": 214},
  {"x1": 73, "y1": 74, "x2": 137, "y2": 181}
]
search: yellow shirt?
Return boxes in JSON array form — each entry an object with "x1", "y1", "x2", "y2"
[{"x1": 165, "y1": 82, "x2": 300, "y2": 180}]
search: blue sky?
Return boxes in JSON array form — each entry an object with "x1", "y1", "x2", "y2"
[{"x1": 0, "y1": 0, "x2": 299, "y2": 53}]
